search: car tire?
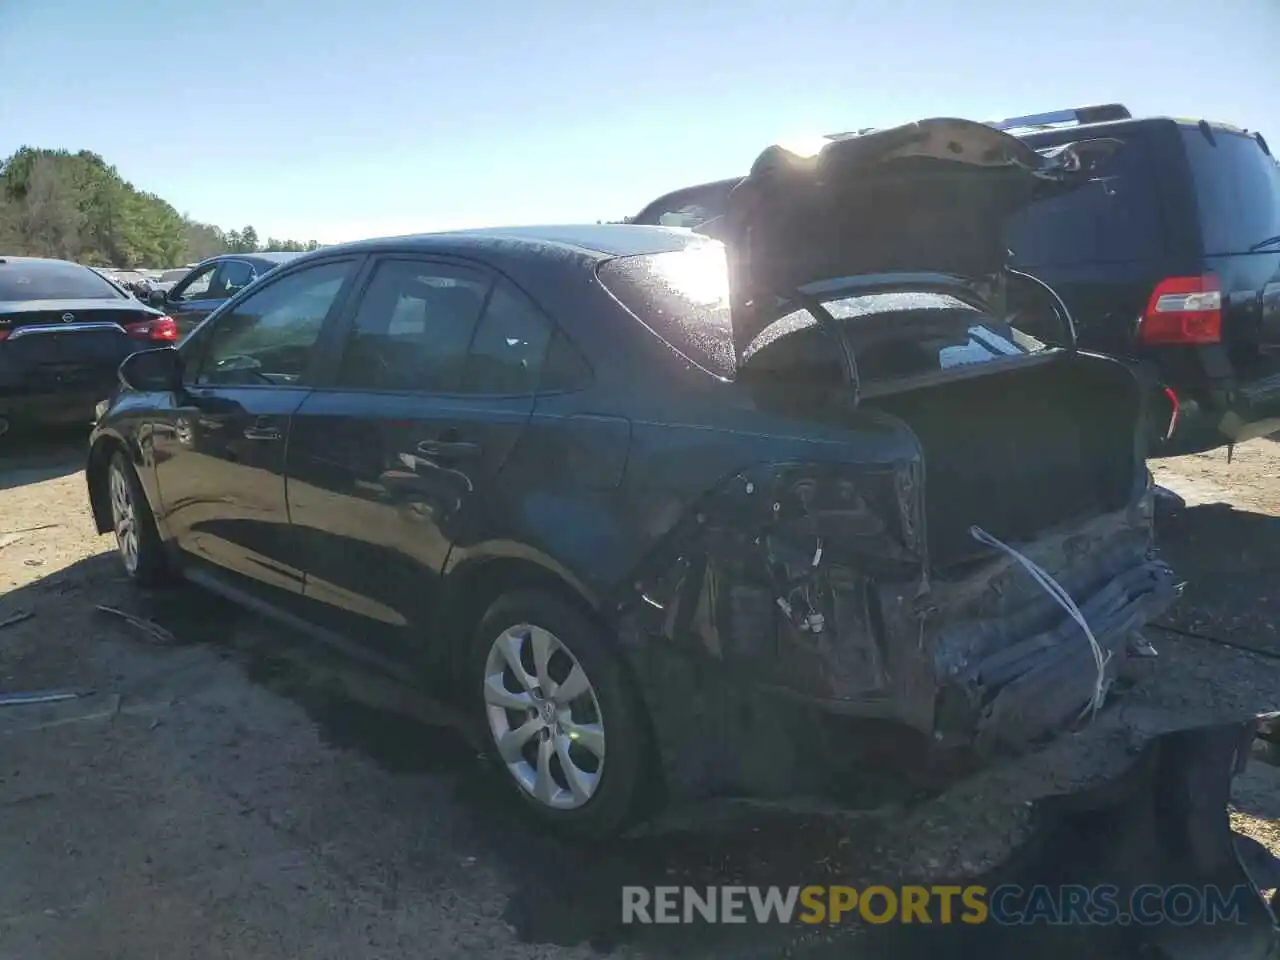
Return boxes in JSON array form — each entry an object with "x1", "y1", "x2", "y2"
[
  {"x1": 107, "y1": 451, "x2": 168, "y2": 587},
  {"x1": 472, "y1": 589, "x2": 648, "y2": 840}
]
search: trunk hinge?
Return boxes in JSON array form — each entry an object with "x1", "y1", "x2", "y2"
[{"x1": 798, "y1": 291, "x2": 861, "y2": 407}]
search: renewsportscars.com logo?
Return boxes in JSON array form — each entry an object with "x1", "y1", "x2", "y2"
[{"x1": 622, "y1": 884, "x2": 1257, "y2": 926}]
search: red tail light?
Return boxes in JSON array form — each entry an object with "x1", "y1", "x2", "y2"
[
  {"x1": 0, "y1": 329, "x2": 9, "y2": 342},
  {"x1": 1138, "y1": 276, "x2": 1222, "y2": 345},
  {"x1": 124, "y1": 315, "x2": 179, "y2": 342}
]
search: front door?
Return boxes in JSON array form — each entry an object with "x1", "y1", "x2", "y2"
[
  {"x1": 152, "y1": 257, "x2": 361, "y2": 605},
  {"x1": 286, "y1": 256, "x2": 553, "y2": 667},
  {"x1": 164, "y1": 258, "x2": 259, "y2": 337}
]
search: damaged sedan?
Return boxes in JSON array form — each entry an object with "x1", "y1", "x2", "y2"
[{"x1": 89, "y1": 118, "x2": 1179, "y2": 839}]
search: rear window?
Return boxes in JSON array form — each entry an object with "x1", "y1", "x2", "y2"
[
  {"x1": 597, "y1": 243, "x2": 735, "y2": 377},
  {"x1": 0, "y1": 261, "x2": 124, "y2": 301},
  {"x1": 746, "y1": 294, "x2": 1050, "y2": 386},
  {"x1": 1005, "y1": 135, "x2": 1165, "y2": 267},
  {"x1": 1180, "y1": 128, "x2": 1280, "y2": 255}
]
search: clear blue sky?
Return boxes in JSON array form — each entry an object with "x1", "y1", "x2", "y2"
[{"x1": 2, "y1": 0, "x2": 1276, "y2": 243}]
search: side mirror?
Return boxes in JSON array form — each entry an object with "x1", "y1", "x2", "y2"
[
  {"x1": 148, "y1": 289, "x2": 167, "y2": 307},
  {"x1": 119, "y1": 346, "x2": 183, "y2": 393}
]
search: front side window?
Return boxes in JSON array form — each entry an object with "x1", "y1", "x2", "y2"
[
  {"x1": 210, "y1": 260, "x2": 256, "y2": 299},
  {"x1": 173, "y1": 263, "x2": 216, "y2": 301},
  {"x1": 336, "y1": 259, "x2": 490, "y2": 393},
  {"x1": 195, "y1": 260, "x2": 354, "y2": 387}
]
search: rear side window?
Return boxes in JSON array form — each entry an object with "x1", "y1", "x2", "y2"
[
  {"x1": 0, "y1": 261, "x2": 124, "y2": 301},
  {"x1": 1180, "y1": 128, "x2": 1280, "y2": 255},
  {"x1": 597, "y1": 243, "x2": 735, "y2": 378},
  {"x1": 336, "y1": 259, "x2": 490, "y2": 393},
  {"x1": 1005, "y1": 136, "x2": 1164, "y2": 267},
  {"x1": 463, "y1": 280, "x2": 553, "y2": 395}
]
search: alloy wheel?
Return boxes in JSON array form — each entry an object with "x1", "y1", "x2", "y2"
[
  {"x1": 108, "y1": 463, "x2": 139, "y2": 576},
  {"x1": 483, "y1": 623, "x2": 606, "y2": 810}
]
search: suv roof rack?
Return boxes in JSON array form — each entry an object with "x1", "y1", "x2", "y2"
[{"x1": 987, "y1": 103, "x2": 1132, "y2": 133}]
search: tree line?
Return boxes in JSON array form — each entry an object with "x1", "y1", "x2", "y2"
[{"x1": 0, "y1": 147, "x2": 321, "y2": 268}]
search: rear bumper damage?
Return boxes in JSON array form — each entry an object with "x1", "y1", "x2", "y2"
[
  {"x1": 618, "y1": 476, "x2": 1178, "y2": 801},
  {"x1": 617, "y1": 472, "x2": 1279, "y2": 954}
]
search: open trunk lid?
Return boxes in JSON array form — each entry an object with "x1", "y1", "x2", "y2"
[{"x1": 695, "y1": 117, "x2": 1120, "y2": 367}]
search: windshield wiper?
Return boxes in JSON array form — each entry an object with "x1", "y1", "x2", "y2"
[{"x1": 1248, "y1": 235, "x2": 1280, "y2": 252}]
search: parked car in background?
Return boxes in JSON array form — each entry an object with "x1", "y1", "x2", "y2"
[
  {"x1": 150, "y1": 252, "x2": 303, "y2": 335},
  {"x1": 630, "y1": 104, "x2": 1280, "y2": 454},
  {"x1": 0, "y1": 256, "x2": 177, "y2": 429},
  {"x1": 1002, "y1": 106, "x2": 1280, "y2": 452},
  {"x1": 86, "y1": 118, "x2": 1176, "y2": 837}
]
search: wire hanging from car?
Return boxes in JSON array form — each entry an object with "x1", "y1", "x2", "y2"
[{"x1": 969, "y1": 525, "x2": 1110, "y2": 719}]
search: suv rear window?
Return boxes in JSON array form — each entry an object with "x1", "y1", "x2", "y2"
[
  {"x1": 1180, "y1": 128, "x2": 1280, "y2": 255},
  {"x1": 1005, "y1": 134, "x2": 1165, "y2": 267},
  {"x1": 0, "y1": 260, "x2": 125, "y2": 301}
]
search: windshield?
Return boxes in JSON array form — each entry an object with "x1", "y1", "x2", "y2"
[
  {"x1": 0, "y1": 260, "x2": 125, "y2": 301},
  {"x1": 1180, "y1": 128, "x2": 1280, "y2": 255}
]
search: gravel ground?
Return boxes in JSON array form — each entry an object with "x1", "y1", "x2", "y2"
[{"x1": 0, "y1": 430, "x2": 1277, "y2": 959}]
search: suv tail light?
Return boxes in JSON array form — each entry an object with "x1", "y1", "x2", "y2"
[
  {"x1": 1163, "y1": 386, "x2": 1180, "y2": 441},
  {"x1": 124, "y1": 315, "x2": 179, "y2": 342},
  {"x1": 1138, "y1": 276, "x2": 1222, "y2": 345}
]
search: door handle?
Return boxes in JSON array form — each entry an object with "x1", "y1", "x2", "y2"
[
  {"x1": 243, "y1": 420, "x2": 282, "y2": 442},
  {"x1": 416, "y1": 438, "x2": 482, "y2": 460}
]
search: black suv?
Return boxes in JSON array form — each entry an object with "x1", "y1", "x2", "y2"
[{"x1": 631, "y1": 104, "x2": 1280, "y2": 453}]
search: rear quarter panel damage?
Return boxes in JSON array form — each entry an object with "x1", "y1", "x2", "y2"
[{"x1": 614, "y1": 459, "x2": 1176, "y2": 803}]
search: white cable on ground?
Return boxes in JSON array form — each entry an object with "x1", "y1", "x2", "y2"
[{"x1": 969, "y1": 525, "x2": 1110, "y2": 719}]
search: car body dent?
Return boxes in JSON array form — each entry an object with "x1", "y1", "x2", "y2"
[{"x1": 614, "y1": 453, "x2": 1172, "y2": 801}]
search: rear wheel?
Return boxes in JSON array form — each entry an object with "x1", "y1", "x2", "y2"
[
  {"x1": 472, "y1": 589, "x2": 648, "y2": 839},
  {"x1": 107, "y1": 451, "x2": 168, "y2": 586}
]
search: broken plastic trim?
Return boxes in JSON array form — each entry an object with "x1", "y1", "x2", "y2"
[{"x1": 970, "y1": 525, "x2": 1110, "y2": 718}]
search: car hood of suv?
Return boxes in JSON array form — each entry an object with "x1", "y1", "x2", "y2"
[{"x1": 697, "y1": 117, "x2": 1118, "y2": 362}]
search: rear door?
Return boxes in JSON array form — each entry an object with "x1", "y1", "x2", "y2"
[
  {"x1": 286, "y1": 256, "x2": 551, "y2": 667},
  {"x1": 1177, "y1": 126, "x2": 1280, "y2": 389},
  {"x1": 151, "y1": 257, "x2": 362, "y2": 606}
]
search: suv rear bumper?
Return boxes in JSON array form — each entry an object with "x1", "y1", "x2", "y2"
[{"x1": 1152, "y1": 362, "x2": 1280, "y2": 455}]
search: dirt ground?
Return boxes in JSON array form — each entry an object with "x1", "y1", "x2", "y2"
[{"x1": 1, "y1": 431, "x2": 1278, "y2": 959}]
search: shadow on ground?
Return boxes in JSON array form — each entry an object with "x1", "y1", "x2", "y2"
[
  {"x1": 7, "y1": 558, "x2": 1257, "y2": 960},
  {"x1": 0, "y1": 425, "x2": 89, "y2": 492},
  {"x1": 1156, "y1": 500, "x2": 1280, "y2": 656}
]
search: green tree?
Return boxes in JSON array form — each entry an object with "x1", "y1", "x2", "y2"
[{"x1": 0, "y1": 146, "x2": 322, "y2": 266}]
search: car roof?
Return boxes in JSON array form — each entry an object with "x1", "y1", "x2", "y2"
[
  {"x1": 0, "y1": 255, "x2": 91, "y2": 269},
  {"x1": 1018, "y1": 114, "x2": 1269, "y2": 144},
  {"x1": 312, "y1": 223, "x2": 702, "y2": 262},
  {"x1": 196, "y1": 251, "x2": 305, "y2": 269}
]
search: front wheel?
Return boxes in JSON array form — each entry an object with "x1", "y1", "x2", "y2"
[{"x1": 472, "y1": 590, "x2": 649, "y2": 839}]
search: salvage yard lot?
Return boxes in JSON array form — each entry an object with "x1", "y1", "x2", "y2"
[{"x1": 1, "y1": 432, "x2": 1279, "y2": 959}]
